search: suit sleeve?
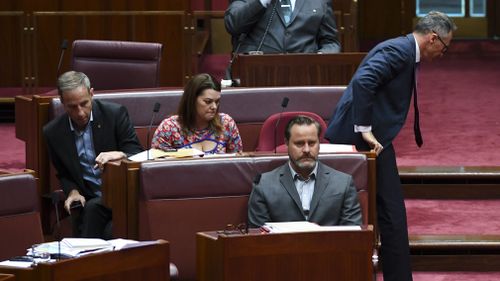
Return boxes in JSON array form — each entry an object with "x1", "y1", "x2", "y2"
[
  {"x1": 248, "y1": 181, "x2": 271, "y2": 227},
  {"x1": 352, "y1": 44, "x2": 411, "y2": 126},
  {"x1": 317, "y1": 0, "x2": 341, "y2": 53},
  {"x1": 339, "y1": 176, "x2": 362, "y2": 225},
  {"x1": 115, "y1": 105, "x2": 143, "y2": 156},
  {"x1": 225, "y1": 0, "x2": 267, "y2": 36},
  {"x1": 43, "y1": 127, "x2": 79, "y2": 196}
]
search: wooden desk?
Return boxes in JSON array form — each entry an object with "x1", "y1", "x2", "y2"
[
  {"x1": 0, "y1": 240, "x2": 170, "y2": 281},
  {"x1": 232, "y1": 52, "x2": 366, "y2": 87},
  {"x1": 197, "y1": 226, "x2": 374, "y2": 281}
]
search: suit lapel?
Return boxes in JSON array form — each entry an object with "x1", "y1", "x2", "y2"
[
  {"x1": 279, "y1": 165, "x2": 304, "y2": 215},
  {"x1": 91, "y1": 101, "x2": 105, "y2": 154},
  {"x1": 308, "y1": 163, "x2": 329, "y2": 218},
  {"x1": 289, "y1": 0, "x2": 304, "y2": 25}
]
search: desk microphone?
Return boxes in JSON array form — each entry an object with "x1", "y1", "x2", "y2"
[
  {"x1": 56, "y1": 39, "x2": 68, "y2": 79},
  {"x1": 147, "y1": 102, "x2": 161, "y2": 160},
  {"x1": 50, "y1": 192, "x2": 62, "y2": 260},
  {"x1": 274, "y1": 97, "x2": 289, "y2": 153},
  {"x1": 223, "y1": 33, "x2": 247, "y2": 87}
]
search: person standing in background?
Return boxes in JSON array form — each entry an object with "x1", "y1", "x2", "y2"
[{"x1": 325, "y1": 11, "x2": 456, "y2": 281}]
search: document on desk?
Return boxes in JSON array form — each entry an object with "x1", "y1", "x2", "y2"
[
  {"x1": 263, "y1": 221, "x2": 361, "y2": 233},
  {"x1": 28, "y1": 238, "x2": 113, "y2": 258},
  {"x1": 129, "y1": 148, "x2": 204, "y2": 161}
]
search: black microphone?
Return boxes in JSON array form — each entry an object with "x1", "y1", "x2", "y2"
[
  {"x1": 147, "y1": 102, "x2": 161, "y2": 160},
  {"x1": 224, "y1": 33, "x2": 247, "y2": 87},
  {"x1": 274, "y1": 97, "x2": 289, "y2": 153},
  {"x1": 56, "y1": 39, "x2": 68, "y2": 79},
  {"x1": 253, "y1": 0, "x2": 279, "y2": 54},
  {"x1": 50, "y1": 192, "x2": 62, "y2": 261}
]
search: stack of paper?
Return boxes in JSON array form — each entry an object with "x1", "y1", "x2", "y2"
[
  {"x1": 27, "y1": 238, "x2": 113, "y2": 258},
  {"x1": 128, "y1": 148, "x2": 205, "y2": 161},
  {"x1": 262, "y1": 221, "x2": 361, "y2": 233}
]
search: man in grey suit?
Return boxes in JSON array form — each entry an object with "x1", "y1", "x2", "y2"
[
  {"x1": 248, "y1": 116, "x2": 361, "y2": 227},
  {"x1": 225, "y1": 0, "x2": 340, "y2": 54}
]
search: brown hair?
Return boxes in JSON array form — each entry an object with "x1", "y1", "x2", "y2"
[
  {"x1": 177, "y1": 73, "x2": 223, "y2": 134},
  {"x1": 284, "y1": 115, "x2": 322, "y2": 143}
]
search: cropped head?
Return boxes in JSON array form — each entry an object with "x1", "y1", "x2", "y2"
[
  {"x1": 414, "y1": 11, "x2": 457, "y2": 60},
  {"x1": 178, "y1": 73, "x2": 222, "y2": 133},
  {"x1": 57, "y1": 71, "x2": 94, "y2": 131},
  {"x1": 285, "y1": 116, "x2": 321, "y2": 176}
]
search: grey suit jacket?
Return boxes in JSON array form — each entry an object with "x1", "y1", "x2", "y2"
[
  {"x1": 225, "y1": 0, "x2": 340, "y2": 54},
  {"x1": 248, "y1": 161, "x2": 362, "y2": 227},
  {"x1": 43, "y1": 100, "x2": 143, "y2": 199}
]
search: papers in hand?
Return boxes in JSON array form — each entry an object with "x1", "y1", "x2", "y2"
[
  {"x1": 128, "y1": 148, "x2": 205, "y2": 161},
  {"x1": 262, "y1": 221, "x2": 361, "y2": 233}
]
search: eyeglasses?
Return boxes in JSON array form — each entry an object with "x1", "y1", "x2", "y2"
[
  {"x1": 431, "y1": 30, "x2": 449, "y2": 54},
  {"x1": 217, "y1": 223, "x2": 248, "y2": 235}
]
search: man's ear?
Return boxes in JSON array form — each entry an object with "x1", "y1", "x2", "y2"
[{"x1": 89, "y1": 88, "x2": 94, "y2": 97}]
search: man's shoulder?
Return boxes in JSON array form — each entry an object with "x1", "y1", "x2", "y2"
[
  {"x1": 43, "y1": 114, "x2": 67, "y2": 136},
  {"x1": 93, "y1": 99, "x2": 125, "y2": 112}
]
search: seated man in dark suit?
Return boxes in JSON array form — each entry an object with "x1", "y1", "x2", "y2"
[
  {"x1": 43, "y1": 71, "x2": 143, "y2": 239},
  {"x1": 248, "y1": 115, "x2": 361, "y2": 227}
]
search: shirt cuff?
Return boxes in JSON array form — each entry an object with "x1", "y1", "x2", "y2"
[
  {"x1": 354, "y1": 125, "x2": 372, "y2": 133},
  {"x1": 260, "y1": 0, "x2": 272, "y2": 7}
]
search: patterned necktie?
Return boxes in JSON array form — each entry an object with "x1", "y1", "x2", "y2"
[
  {"x1": 281, "y1": 0, "x2": 292, "y2": 24},
  {"x1": 413, "y1": 63, "x2": 423, "y2": 147}
]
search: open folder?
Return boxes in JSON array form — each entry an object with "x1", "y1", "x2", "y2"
[{"x1": 129, "y1": 148, "x2": 204, "y2": 161}]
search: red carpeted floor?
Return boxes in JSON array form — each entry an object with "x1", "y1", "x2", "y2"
[
  {"x1": 0, "y1": 123, "x2": 25, "y2": 172},
  {"x1": 394, "y1": 43, "x2": 500, "y2": 166},
  {"x1": 378, "y1": 272, "x2": 500, "y2": 281}
]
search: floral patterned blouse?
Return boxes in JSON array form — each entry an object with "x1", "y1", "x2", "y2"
[{"x1": 151, "y1": 113, "x2": 243, "y2": 154}]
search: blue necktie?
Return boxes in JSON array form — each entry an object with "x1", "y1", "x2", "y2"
[{"x1": 281, "y1": 0, "x2": 292, "y2": 24}]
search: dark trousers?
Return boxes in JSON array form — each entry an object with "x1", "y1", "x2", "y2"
[
  {"x1": 71, "y1": 197, "x2": 112, "y2": 239},
  {"x1": 375, "y1": 145, "x2": 413, "y2": 281}
]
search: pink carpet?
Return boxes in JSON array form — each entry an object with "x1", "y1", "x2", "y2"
[
  {"x1": 0, "y1": 123, "x2": 25, "y2": 172},
  {"x1": 378, "y1": 272, "x2": 500, "y2": 281},
  {"x1": 406, "y1": 199, "x2": 500, "y2": 235},
  {"x1": 394, "y1": 54, "x2": 500, "y2": 166}
]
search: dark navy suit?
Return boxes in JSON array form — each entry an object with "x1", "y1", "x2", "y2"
[{"x1": 325, "y1": 34, "x2": 417, "y2": 281}]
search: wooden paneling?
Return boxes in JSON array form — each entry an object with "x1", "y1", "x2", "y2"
[
  {"x1": 0, "y1": 12, "x2": 25, "y2": 88},
  {"x1": 31, "y1": 11, "x2": 187, "y2": 87}
]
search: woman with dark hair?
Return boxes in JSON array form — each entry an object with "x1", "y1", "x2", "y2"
[{"x1": 152, "y1": 73, "x2": 242, "y2": 154}]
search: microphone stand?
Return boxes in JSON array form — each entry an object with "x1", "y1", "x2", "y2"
[
  {"x1": 56, "y1": 39, "x2": 68, "y2": 79},
  {"x1": 223, "y1": 33, "x2": 247, "y2": 87},
  {"x1": 274, "y1": 97, "x2": 289, "y2": 153},
  {"x1": 147, "y1": 102, "x2": 161, "y2": 160}
]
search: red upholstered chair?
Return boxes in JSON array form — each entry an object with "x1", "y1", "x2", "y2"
[
  {"x1": 72, "y1": 39, "x2": 163, "y2": 91},
  {"x1": 255, "y1": 111, "x2": 329, "y2": 153},
  {"x1": 0, "y1": 171, "x2": 44, "y2": 261}
]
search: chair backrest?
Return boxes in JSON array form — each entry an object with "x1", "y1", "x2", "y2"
[
  {"x1": 137, "y1": 153, "x2": 373, "y2": 281},
  {"x1": 72, "y1": 39, "x2": 163, "y2": 91},
  {"x1": 255, "y1": 111, "x2": 329, "y2": 152},
  {"x1": 0, "y1": 171, "x2": 43, "y2": 260}
]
